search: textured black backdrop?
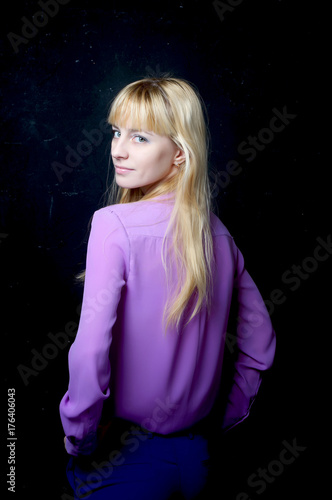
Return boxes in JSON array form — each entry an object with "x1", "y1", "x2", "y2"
[{"x1": 1, "y1": 1, "x2": 328, "y2": 499}]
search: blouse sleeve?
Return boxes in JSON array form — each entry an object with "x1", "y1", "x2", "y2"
[
  {"x1": 59, "y1": 209, "x2": 129, "y2": 456},
  {"x1": 221, "y1": 240, "x2": 276, "y2": 432}
]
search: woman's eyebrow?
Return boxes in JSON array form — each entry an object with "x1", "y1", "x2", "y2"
[
  {"x1": 129, "y1": 129, "x2": 154, "y2": 136},
  {"x1": 112, "y1": 125, "x2": 154, "y2": 136}
]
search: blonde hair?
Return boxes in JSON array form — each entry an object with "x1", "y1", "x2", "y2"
[
  {"x1": 106, "y1": 77, "x2": 214, "y2": 333},
  {"x1": 80, "y1": 77, "x2": 216, "y2": 335}
]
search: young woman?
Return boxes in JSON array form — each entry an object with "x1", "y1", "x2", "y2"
[{"x1": 59, "y1": 77, "x2": 276, "y2": 499}]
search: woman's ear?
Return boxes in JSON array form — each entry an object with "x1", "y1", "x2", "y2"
[{"x1": 174, "y1": 149, "x2": 186, "y2": 166}]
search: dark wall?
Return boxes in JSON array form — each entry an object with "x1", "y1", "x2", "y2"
[{"x1": 1, "y1": 1, "x2": 327, "y2": 499}]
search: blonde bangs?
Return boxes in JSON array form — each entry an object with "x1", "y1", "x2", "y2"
[{"x1": 108, "y1": 82, "x2": 175, "y2": 137}]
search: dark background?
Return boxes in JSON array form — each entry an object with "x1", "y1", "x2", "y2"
[{"x1": 1, "y1": 1, "x2": 328, "y2": 499}]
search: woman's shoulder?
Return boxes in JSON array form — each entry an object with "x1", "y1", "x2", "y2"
[
  {"x1": 93, "y1": 204, "x2": 233, "y2": 240},
  {"x1": 94, "y1": 201, "x2": 144, "y2": 219},
  {"x1": 93, "y1": 200, "x2": 171, "y2": 236}
]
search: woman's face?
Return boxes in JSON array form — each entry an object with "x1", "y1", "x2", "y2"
[{"x1": 111, "y1": 123, "x2": 184, "y2": 195}]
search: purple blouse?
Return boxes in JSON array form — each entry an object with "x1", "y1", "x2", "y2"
[{"x1": 59, "y1": 193, "x2": 276, "y2": 456}]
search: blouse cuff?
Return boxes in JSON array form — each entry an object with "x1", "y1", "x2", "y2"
[{"x1": 65, "y1": 432, "x2": 98, "y2": 456}]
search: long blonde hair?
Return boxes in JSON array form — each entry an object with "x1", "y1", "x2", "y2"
[
  {"x1": 77, "y1": 77, "x2": 215, "y2": 333},
  {"x1": 81, "y1": 77, "x2": 216, "y2": 335}
]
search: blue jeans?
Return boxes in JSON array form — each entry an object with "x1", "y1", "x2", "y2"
[{"x1": 66, "y1": 419, "x2": 211, "y2": 500}]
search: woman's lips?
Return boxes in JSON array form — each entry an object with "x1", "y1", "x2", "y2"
[{"x1": 115, "y1": 166, "x2": 134, "y2": 174}]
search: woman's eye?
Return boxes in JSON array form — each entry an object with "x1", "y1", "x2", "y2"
[
  {"x1": 112, "y1": 130, "x2": 121, "y2": 138},
  {"x1": 133, "y1": 135, "x2": 148, "y2": 143}
]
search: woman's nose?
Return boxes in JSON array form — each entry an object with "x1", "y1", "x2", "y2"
[{"x1": 111, "y1": 137, "x2": 129, "y2": 159}]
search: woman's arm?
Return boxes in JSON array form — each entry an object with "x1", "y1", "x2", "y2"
[
  {"x1": 59, "y1": 209, "x2": 129, "y2": 456},
  {"x1": 221, "y1": 241, "x2": 276, "y2": 432}
]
